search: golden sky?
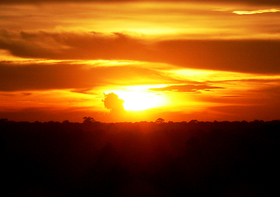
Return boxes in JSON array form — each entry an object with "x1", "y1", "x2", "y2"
[{"x1": 0, "y1": 0, "x2": 280, "y2": 122}]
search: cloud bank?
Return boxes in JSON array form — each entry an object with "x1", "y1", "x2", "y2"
[
  {"x1": 0, "y1": 61, "x2": 173, "y2": 91},
  {"x1": 1, "y1": 31, "x2": 280, "y2": 74}
]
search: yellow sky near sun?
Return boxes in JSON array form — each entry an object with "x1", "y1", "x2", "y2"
[
  {"x1": 2, "y1": 63, "x2": 278, "y2": 108},
  {"x1": 1, "y1": 64, "x2": 280, "y2": 122}
]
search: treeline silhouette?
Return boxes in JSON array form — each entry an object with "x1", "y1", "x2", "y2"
[{"x1": 1, "y1": 118, "x2": 279, "y2": 196}]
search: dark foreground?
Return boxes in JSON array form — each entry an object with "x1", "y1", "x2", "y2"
[{"x1": 1, "y1": 119, "x2": 279, "y2": 196}]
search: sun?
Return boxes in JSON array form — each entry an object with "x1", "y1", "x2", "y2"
[
  {"x1": 121, "y1": 91, "x2": 164, "y2": 111},
  {"x1": 104, "y1": 85, "x2": 167, "y2": 111}
]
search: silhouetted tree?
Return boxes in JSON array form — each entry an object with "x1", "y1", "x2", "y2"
[
  {"x1": 62, "y1": 120, "x2": 70, "y2": 124},
  {"x1": 155, "y1": 118, "x2": 164, "y2": 124},
  {"x1": 0, "y1": 118, "x2": 8, "y2": 123},
  {"x1": 1, "y1": 119, "x2": 279, "y2": 196},
  {"x1": 189, "y1": 119, "x2": 198, "y2": 124},
  {"x1": 83, "y1": 117, "x2": 96, "y2": 124}
]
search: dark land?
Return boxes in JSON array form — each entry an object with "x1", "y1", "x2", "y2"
[{"x1": 1, "y1": 118, "x2": 279, "y2": 196}]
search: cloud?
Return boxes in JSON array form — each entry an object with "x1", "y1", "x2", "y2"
[
  {"x1": 0, "y1": 31, "x2": 150, "y2": 60},
  {"x1": 149, "y1": 84, "x2": 223, "y2": 93},
  {"x1": 154, "y1": 39, "x2": 280, "y2": 74},
  {"x1": 233, "y1": 9, "x2": 280, "y2": 15},
  {"x1": 22, "y1": 92, "x2": 32, "y2": 96},
  {"x1": 103, "y1": 92, "x2": 125, "y2": 114},
  {"x1": 0, "y1": 61, "x2": 173, "y2": 91},
  {"x1": 70, "y1": 89, "x2": 98, "y2": 95},
  {"x1": 192, "y1": 78, "x2": 280, "y2": 105},
  {"x1": 1, "y1": 31, "x2": 280, "y2": 74},
  {"x1": 2, "y1": 1, "x2": 279, "y2": 41}
]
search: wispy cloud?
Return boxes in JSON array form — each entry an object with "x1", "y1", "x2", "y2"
[
  {"x1": 149, "y1": 84, "x2": 223, "y2": 93},
  {"x1": 233, "y1": 8, "x2": 280, "y2": 15}
]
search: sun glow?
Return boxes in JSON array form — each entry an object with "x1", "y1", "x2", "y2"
[{"x1": 105, "y1": 85, "x2": 168, "y2": 111}]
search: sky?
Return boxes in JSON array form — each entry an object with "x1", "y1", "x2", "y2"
[{"x1": 0, "y1": 0, "x2": 280, "y2": 122}]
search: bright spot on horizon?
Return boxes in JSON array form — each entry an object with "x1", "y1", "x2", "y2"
[{"x1": 105, "y1": 85, "x2": 168, "y2": 111}]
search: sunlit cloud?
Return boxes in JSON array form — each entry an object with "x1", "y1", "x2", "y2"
[{"x1": 233, "y1": 8, "x2": 280, "y2": 15}]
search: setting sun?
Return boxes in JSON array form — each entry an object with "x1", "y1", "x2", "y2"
[{"x1": 104, "y1": 85, "x2": 168, "y2": 111}]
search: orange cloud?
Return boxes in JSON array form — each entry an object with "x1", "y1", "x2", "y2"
[
  {"x1": 0, "y1": 61, "x2": 176, "y2": 91},
  {"x1": 1, "y1": 31, "x2": 280, "y2": 74},
  {"x1": 149, "y1": 84, "x2": 223, "y2": 93}
]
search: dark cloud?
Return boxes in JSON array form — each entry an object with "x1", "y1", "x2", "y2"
[
  {"x1": 221, "y1": 96, "x2": 242, "y2": 98},
  {"x1": 1, "y1": 31, "x2": 280, "y2": 74},
  {"x1": 22, "y1": 92, "x2": 32, "y2": 96},
  {"x1": 70, "y1": 89, "x2": 98, "y2": 95},
  {"x1": 0, "y1": 61, "x2": 172, "y2": 91},
  {"x1": 153, "y1": 39, "x2": 280, "y2": 74},
  {"x1": 103, "y1": 92, "x2": 125, "y2": 114},
  {"x1": 0, "y1": 31, "x2": 149, "y2": 60},
  {"x1": 149, "y1": 84, "x2": 223, "y2": 93},
  {"x1": 0, "y1": 0, "x2": 279, "y2": 6},
  {"x1": 206, "y1": 78, "x2": 280, "y2": 85}
]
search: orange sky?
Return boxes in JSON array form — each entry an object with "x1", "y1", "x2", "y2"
[{"x1": 0, "y1": 0, "x2": 280, "y2": 122}]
